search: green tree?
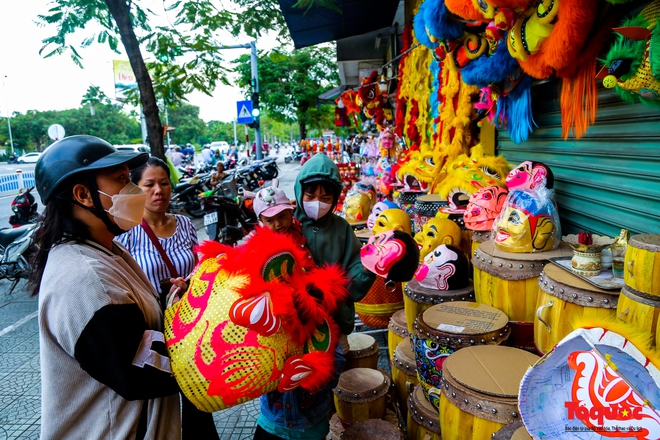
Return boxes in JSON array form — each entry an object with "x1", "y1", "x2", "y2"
[
  {"x1": 37, "y1": 0, "x2": 237, "y2": 158},
  {"x1": 233, "y1": 45, "x2": 339, "y2": 139},
  {"x1": 205, "y1": 120, "x2": 237, "y2": 145},
  {"x1": 164, "y1": 103, "x2": 206, "y2": 147},
  {"x1": 4, "y1": 99, "x2": 141, "y2": 152}
]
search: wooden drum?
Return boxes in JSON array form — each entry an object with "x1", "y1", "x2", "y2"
[
  {"x1": 345, "y1": 333, "x2": 379, "y2": 371},
  {"x1": 328, "y1": 410, "x2": 400, "y2": 440},
  {"x1": 407, "y1": 384, "x2": 442, "y2": 440},
  {"x1": 434, "y1": 346, "x2": 539, "y2": 440},
  {"x1": 391, "y1": 339, "x2": 418, "y2": 418},
  {"x1": 355, "y1": 277, "x2": 404, "y2": 329},
  {"x1": 625, "y1": 234, "x2": 660, "y2": 298},
  {"x1": 491, "y1": 421, "x2": 531, "y2": 440},
  {"x1": 470, "y1": 231, "x2": 491, "y2": 259},
  {"x1": 388, "y1": 309, "x2": 409, "y2": 361},
  {"x1": 404, "y1": 277, "x2": 475, "y2": 335},
  {"x1": 412, "y1": 301, "x2": 510, "y2": 409},
  {"x1": 534, "y1": 265, "x2": 619, "y2": 355},
  {"x1": 413, "y1": 194, "x2": 447, "y2": 234},
  {"x1": 341, "y1": 419, "x2": 404, "y2": 440},
  {"x1": 333, "y1": 368, "x2": 391, "y2": 427},
  {"x1": 396, "y1": 191, "x2": 421, "y2": 227},
  {"x1": 617, "y1": 284, "x2": 660, "y2": 348},
  {"x1": 472, "y1": 241, "x2": 572, "y2": 351}
]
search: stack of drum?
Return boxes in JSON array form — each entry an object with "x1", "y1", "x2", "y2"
[
  {"x1": 331, "y1": 333, "x2": 403, "y2": 438},
  {"x1": 617, "y1": 234, "x2": 660, "y2": 346}
]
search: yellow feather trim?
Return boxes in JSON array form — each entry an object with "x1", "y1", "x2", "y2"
[{"x1": 570, "y1": 316, "x2": 660, "y2": 369}]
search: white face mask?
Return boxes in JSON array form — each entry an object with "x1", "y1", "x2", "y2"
[
  {"x1": 303, "y1": 201, "x2": 332, "y2": 220},
  {"x1": 99, "y1": 182, "x2": 147, "y2": 231}
]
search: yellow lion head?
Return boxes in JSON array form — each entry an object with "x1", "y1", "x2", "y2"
[
  {"x1": 396, "y1": 149, "x2": 446, "y2": 193},
  {"x1": 433, "y1": 145, "x2": 509, "y2": 213}
]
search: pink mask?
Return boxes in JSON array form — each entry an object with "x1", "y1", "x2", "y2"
[
  {"x1": 506, "y1": 161, "x2": 549, "y2": 191},
  {"x1": 463, "y1": 186, "x2": 509, "y2": 231},
  {"x1": 360, "y1": 230, "x2": 405, "y2": 278}
]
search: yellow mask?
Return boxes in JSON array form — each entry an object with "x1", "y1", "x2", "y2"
[
  {"x1": 343, "y1": 192, "x2": 374, "y2": 223},
  {"x1": 494, "y1": 191, "x2": 558, "y2": 253},
  {"x1": 414, "y1": 218, "x2": 462, "y2": 262},
  {"x1": 371, "y1": 209, "x2": 412, "y2": 236}
]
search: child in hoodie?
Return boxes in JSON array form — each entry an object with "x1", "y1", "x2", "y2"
[{"x1": 254, "y1": 154, "x2": 376, "y2": 440}]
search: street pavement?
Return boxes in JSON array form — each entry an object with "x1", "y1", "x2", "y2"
[{"x1": 0, "y1": 150, "x2": 390, "y2": 439}]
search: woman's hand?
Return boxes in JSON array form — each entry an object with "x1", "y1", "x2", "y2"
[{"x1": 166, "y1": 277, "x2": 189, "y2": 308}]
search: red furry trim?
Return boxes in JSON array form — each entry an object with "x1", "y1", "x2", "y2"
[
  {"x1": 195, "y1": 239, "x2": 235, "y2": 263},
  {"x1": 221, "y1": 227, "x2": 310, "y2": 280},
  {"x1": 282, "y1": 264, "x2": 349, "y2": 346},
  {"x1": 296, "y1": 351, "x2": 337, "y2": 393}
]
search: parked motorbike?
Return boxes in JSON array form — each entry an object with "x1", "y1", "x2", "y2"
[
  {"x1": 9, "y1": 187, "x2": 39, "y2": 227},
  {"x1": 254, "y1": 157, "x2": 279, "y2": 181},
  {"x1": 0, "y1": 223, "x2": 38, "y2": 295},
  {"x1": 201, "y1": 176, "x2": 257, "y2": 246},
  {"x1": 284, "y1": 150, "x2": 305, "y2": 164},
  {"x1": 234, "y1": 163, "x2": 264, "y2": 192},
  {"x1": 170, "y1": 175, "x2": 209, "y2": 217}
]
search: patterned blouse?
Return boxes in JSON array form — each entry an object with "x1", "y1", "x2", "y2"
[{"x1": 117, "y1": 214, "x2": 198, "y2": 292}]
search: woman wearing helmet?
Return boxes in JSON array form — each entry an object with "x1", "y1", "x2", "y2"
[{"x1": 31, "y1": 135, "x2": 182, "y2": 439}]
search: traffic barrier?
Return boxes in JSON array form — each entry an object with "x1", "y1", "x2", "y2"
[{"x1": 0, "y1": 171, "x2": 36, "y2": 195}]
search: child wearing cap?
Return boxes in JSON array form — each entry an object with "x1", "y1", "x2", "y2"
[
  {"x1": 251, "y1": 180, "x2": 306, "y2": 251},
  {"x1": 254, "y1": 154, "x2": 376, "y2": 440}
]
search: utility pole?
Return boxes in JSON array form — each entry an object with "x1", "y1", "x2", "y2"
[
  {"x1": 233, "y1": 118, "x2": 238, "y2": 148},
  {"x1": 221, "y1": 41, "x2": 262, "y2": 160},
  {"x1": 250, "y1": 41, "x2": 262, "y2": 160},
  {"x1": 3, "y1": 76, "x2": 14, "y2": 156}
]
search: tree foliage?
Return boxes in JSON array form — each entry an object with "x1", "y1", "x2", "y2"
[
  {"x1": 37, "y1": 0, "x2": 241, "y2": 157},
  {"x1": 164, "y1": 103, "x2": 207, "y2": 147},
  {"x1": 0, "y1": 105, "x2": 141, "y2": 153},
  {"x1": 233, "y1": 45, "x2": 339, "y2": 139}
]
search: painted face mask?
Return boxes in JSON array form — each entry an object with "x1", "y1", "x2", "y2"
[
  {"x1": 371, "y1": 208, "x2": 412, "y2": 235},
  {"x1": 343, "y1": 182, "x2": 376, "y2": 223},
  {"x1": 506, "y1": 161, "x2": 553, "y2": 191},
  {"x1": 464, "y1": 186, "x2": 509, "y2": 231},
  {"x1": 494, "y1": 190, "x2": 558, "y2": 253},
  {"x1": 360, "y1": 230, "x2": 419, "y2": 283},
  {"x1": 414, "y1": 244, "x2": 469, "y2": 291},
  {"x1": 98, "y1": 182, "x2": 147, "y2": 231},
  {"x1": 414, "y1": 217, "x2": 463, "y2": 262},
  {"x1": 367, "y1": 200, "x2": 399, "y2": 230}
]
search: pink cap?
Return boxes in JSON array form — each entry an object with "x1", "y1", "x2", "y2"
[{"x1": 253, "y1": 179, "x2": 294, "y2": 218}]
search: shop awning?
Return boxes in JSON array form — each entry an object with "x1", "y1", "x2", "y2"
[
  {"x1": 317, "y1": 84, "x2": 349, "y2": 104},
  {"x1": 277, "y1": 0, "x2": 401, "y2": 49}
]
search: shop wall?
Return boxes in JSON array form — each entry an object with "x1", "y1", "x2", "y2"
[{"x1": 498, "y1": 80, "x2": 660, "y2": 238}]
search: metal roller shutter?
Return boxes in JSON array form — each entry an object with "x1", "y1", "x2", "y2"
[{"x1": 497, "y1": 79, "x2": 660, "y2": 237}]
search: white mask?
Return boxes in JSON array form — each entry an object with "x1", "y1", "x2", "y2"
[
  {"x1": 99, "y1": 182, "x2": 147, "y2": 231},
  {"x1": 303, "y1": 201, "x2": 332, "y2": 220}
]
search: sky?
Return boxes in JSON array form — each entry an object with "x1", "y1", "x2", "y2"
[{"x1": 0, "y1": 0, "x2": 272, "y2": 124}]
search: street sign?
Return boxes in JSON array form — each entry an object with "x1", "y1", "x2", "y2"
[
  {"x1": 236, "y1": 100, "x2": 254, "y2": 124},
  {"x1": 48, "y1": 124, "x2": 66, "y2": 141}
]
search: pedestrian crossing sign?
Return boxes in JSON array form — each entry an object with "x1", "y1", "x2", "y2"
[{"x1": 236, "y1": 100, "x2": 254, "y2": 124}]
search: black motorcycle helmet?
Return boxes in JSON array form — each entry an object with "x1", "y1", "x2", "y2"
[{"x1": 35, "y1": 135, "x2": 148, "y2": 204}]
